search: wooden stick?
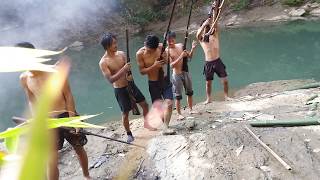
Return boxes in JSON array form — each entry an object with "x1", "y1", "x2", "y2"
[{"x1": 244, "y1": 126, "x2": 292, "y2": 170}]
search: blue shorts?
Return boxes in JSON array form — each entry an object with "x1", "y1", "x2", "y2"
[{"x1": 148, "y1": 79, "x2": 173, "y2": 103}]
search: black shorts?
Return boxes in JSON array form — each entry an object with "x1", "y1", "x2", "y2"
[
  {"x1": 203, "y1": 58, "x2": 228, "y2": 81},
  {"x1": 114, "y1": 81, "x2": 145, "y2": 113},
  {"x1": 56, "y1": 112, "x2": 88, "y2": 150},
  {"x1": 148, "y1": 79, "x2": 173, "y2": 103}
]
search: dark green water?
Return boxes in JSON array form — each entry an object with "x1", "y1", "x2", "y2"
[{"x1": 1, "y1": 20, "x2": 320, "y2": 131}]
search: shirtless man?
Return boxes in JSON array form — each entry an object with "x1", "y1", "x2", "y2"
[
  {"x1": 18, "y1": 42, "x2": 91, "y2": 180},
  {"x1": 99, "y1": 33, "x2": 150, "y2": 142},
  {"x1": 136, "y1": 35, "x2": 175, "y2": 135},
  {"x1": 196, "y1": 17, "x2": 229, "y2": 104},
  {"x1": 166, "y1": 31, "x2": 198, "y2": 120}
]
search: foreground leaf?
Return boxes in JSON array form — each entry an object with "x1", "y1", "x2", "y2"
[
  {"x1": 0, "y1": 46, "x2": 67, "y2": 61},
  {"x1": 4, "y1": 136, "x2": 20, "y2": 154}
]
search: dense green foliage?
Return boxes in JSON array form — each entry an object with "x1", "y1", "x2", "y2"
[
  {"x1": 231, "y1": 0, "x2": 251, "y2": 10},
  {"x1": 281, "y1": 0, "x2": 304, "y2": 6}
]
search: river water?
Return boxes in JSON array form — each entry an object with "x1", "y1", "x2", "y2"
[{"x1": 1, "y1": 20, "x2": 320, "y2": 131}]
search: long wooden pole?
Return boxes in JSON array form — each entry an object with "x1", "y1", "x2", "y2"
[{"x1": 244, "y1": 126, "x2": 292, "y2": 170}]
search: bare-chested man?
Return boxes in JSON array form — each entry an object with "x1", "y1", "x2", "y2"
[
  {"x1": 136, "y1": 35, "x2": 175, "y2": 135},
  {"x1": 99, "y1": 33, "x2": 150, "y2": 142},
  {"x1": 196, "y1": 17, "x2": 230, "y2": 104},
  {"x1": 18, "y1": 42, "x2": 91, "y2": 180},
  {"x1": 166, "y1": 31, "x2": 198, "y2": 120}
]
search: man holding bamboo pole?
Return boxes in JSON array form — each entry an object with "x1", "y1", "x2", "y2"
[
  {"x1": 136, "y1": 35, "x2": 175, "y2": 135},
  {"x1": 17, "y1": 42, "x2": 91, "y2": 180},
  {"x1": 166, "y1": 31, "x2": 198, "y2": 120},
  {"x1": 196, "y1": 0, "x2": 230, "y2": 104},
  {"x1": 99, "y1": 33, "x2": 150, "y2": 142}
]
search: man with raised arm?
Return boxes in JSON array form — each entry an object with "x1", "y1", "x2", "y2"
[
  {"x1": 18, "y1": 42, "x2": 91, "y2": 180},
  {"x1": 166, "y1": 31, "x2": 198, "y2": 120},
  {"x1": 99, "y1": 33, "x2": 151, "y2": 143},
  {"x1": 196, "y1": 15, "x2": 230, "y2": 104},
  {"x1": 136, "y1": 35, "x2": 175, "y2": 135}
]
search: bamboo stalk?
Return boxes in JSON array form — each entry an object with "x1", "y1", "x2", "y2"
[{"x1": 244, "y1": 126, "x2": 292, "y2": 171}]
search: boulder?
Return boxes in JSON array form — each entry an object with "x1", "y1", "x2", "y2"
[
  {"x1": 310, "y1": 8, "x2": 320, "y2": 16},
  {"x1": 68, "y1": 41, "x2": 84, "y2": 51},
  {"x1": 266, "y1": 15, "x2": 290, "y2": 22},
  {"x1": 289, "y1": 8, "x2": 306, "y2": 17}
]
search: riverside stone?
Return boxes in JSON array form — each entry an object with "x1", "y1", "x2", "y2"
[{"x1": 289, "y1": 9, "x2": 306, "y2": 17}]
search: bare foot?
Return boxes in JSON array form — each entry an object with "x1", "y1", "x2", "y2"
[
  {"x1": 162, "y1": 128, "x2": 176, "y2": 135},
  {"x1": 203, "y1": 99, "x2": 212, "y2": 105},
  {"x1": 177, "y1": 114, "x2": 185, "y2": 121},
  {"x1": 189, "y1": 110, "x2": 200, "y2": 115},
  {"x1": 144, "y1": 121, "x2": 157, "y2": 131},
  {"x1": 84, "y1": 176, "x2": 92, "y2": 180},
  {"x1": 225, "y1": 96, "x2": 233, "y2": 101}
]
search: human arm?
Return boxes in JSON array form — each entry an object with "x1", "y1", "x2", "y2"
[
  {"x1": 61, "y1": 79, "x2": 77, "y2": 116},
  {"x1": 196, "y1": 18, "x2": 211, "y2": 41},
  {"x1": 136, "y1": 50, "x2": 164, "y2": 75},
  {"x1": 169, "y1": 50, "x2": 188, "y2": 68},
  {"x1": 20, "y1": 74, "x2": 36, "y2": 115},
  {"x1": 99, "y1": 60, "x2": 130, "y2": 83},
  {"x1": 188, "y1": 40, "x2": 198, "y2": 58}
]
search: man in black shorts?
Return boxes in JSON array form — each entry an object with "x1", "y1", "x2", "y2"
[
  {"x1": 136, "y1": 35, "x2": 175, "y2": 135},
  {"x1": 197, "y1": 16, "x2": 230, "y2": 104},
  {"x1": 99, "y1": 33, "x2": 150, "y2": 142},
  {"x1": 18, "y1": 42, "x2": 91, "y2": 180}
]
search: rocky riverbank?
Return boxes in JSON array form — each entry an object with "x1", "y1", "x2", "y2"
[{"x1": 59, "y1": 79, "x2": 320, "y2": 179}]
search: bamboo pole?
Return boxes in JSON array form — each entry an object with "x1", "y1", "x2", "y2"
[{"x1": 244, "y1": 126, "x2": 292, "y2": 170}]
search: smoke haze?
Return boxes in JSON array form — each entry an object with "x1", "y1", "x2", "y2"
[{"x1": 0, "y1": 0, "x2": 117, "y2": 49}]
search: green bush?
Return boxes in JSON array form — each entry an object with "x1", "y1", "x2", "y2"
[
  {"x1": 231, "y1": 0, "x2": 250, "y2": 11},
  {"x1": 281, "y1": 0, "x2": 304, "y2": 6}
]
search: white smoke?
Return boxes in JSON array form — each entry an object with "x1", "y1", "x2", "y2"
[{"x1": 0, "y1": 0, "x2": 117, "y2": 49}]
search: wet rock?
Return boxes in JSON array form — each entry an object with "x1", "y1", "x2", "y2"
[
  {"x1": 260, "y1": 166, "x2": 271, "y2": 172},
  {"x1": 68, "y1": 41, "x2": 84, "y2": 51},
  {"x1": 313, "y1": 148, "x2": 320, "y2": 153},
  {"x1": 309, "y1": 103, "x2": 318, "y2": 111},
  {"x1": 289, "y1": 8, "x2": 306, "y2": 17},
  {"x1": 266, "y1": 15, "x2": 290, "y2": 21},
  {"x1": 185, "y1": 120, "x2": 196, "y2": 130},
  {"x1": 310, "y1": 3, "x2": 320, "y2": 8},
  {"x1": 207, "y1": 150, "x2": 214, "y2": 158},
  {"x1": 236, "y1": 145, "x2": 244, "y2": 157},
  {"x1": 226, "y1": 15, "x2": 238, "y2": 26},
  {"x1": 255, "y1": 114, "x2": 275, "y2": 121},
  {"x1": 310, "y1": 8, "x2": 320, "y2": 16},
  {"x1": 198, "y1": 146, "x2": 208, "y2": 157},
  {"x1": 189, "y1": 133, "x2": 205, "y2": 142},
  {"x1": 306, "y1": 111, "x2": 316, "y2": 117}
]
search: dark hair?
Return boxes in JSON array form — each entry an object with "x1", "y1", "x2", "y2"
[
  {"x1": 145, "y1": 34, "x2": 159, "y2": 49},
  {"x1": 15, "y1": 42, "x2": 35, "y2": 49},
  {"x1": 100, "y1": 33, "x2": 116, "y2": 50},
  {"x1": 167, "y1": 31, "x2": 176, "y2": 39}
]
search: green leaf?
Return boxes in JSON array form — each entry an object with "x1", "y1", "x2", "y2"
[
  {"x1": 0, "y1": 151, "x2": 6, "y2": 166},
  {"x1": 4, "y1": 135, "x2": 20, "y2": 153},
  {"x1": 0, "y1": 126, "x2": 28, "y2": 139},
  {"x1": 0, "y1": 46, "x2": 66, "y2": 72},
  {"x1": 0, "y1": 46, "x2": 67, "y2": 60},
  {"x1": 62, "y1": 122, "x2": 106, "y2": 129}
]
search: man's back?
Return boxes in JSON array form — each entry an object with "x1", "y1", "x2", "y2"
[{"x1": 20, "y1": 71, "x2": 68, "y2": 117}]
